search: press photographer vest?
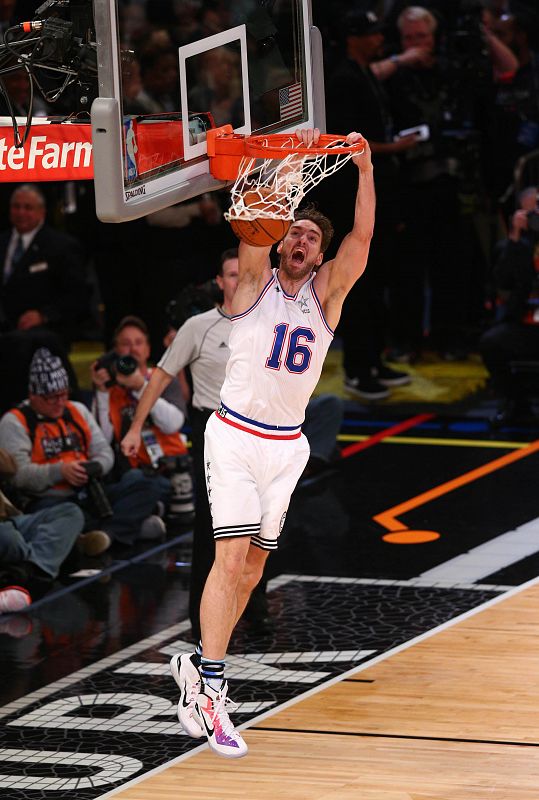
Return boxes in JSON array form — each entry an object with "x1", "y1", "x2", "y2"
[
  {"x1": 108, "y1": 385, "x2": 186, "y2": 468},
  {"x1": 11, "y1": 402, "x2": 92, "y2": 491}
]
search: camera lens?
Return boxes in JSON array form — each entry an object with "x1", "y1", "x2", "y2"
[{"x1": 116, "y1": 355, "x2": 138, "y2": 376}]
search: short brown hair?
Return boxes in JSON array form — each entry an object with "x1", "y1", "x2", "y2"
[
  {"x1": 293, "y1": 204, "x2": 334, "y2": 253},
  {"x1": 219, "y1": 247, "x2": 238, "y2": 275},
  {"x1": 112, "y1": 315, "x2": 150, "y2": 344}
]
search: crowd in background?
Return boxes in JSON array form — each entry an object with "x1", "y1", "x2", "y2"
[{"x1": 1, "y1": 0, "x2": 539, "y2": 614}]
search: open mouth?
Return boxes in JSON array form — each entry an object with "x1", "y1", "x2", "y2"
[{"x1": 291, "y1": 247, "x2": 305, "y2": 266}]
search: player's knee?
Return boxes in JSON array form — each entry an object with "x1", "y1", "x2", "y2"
[
  {"x1": 240, "y1": 565, "x2": 263, "y2": 595},
  {"x1": 241, "y1": 550, "x2": 267, "y2": 592},
  {"x1": 214, "y1": 540, "x2": 249, "y2": 582}
]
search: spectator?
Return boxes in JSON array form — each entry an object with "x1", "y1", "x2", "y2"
[
  {"x1": 0, "y1": 447, "x2": 85, "y2": 607},
  {"x1": 187, "y1": 46, "x2": 244, "y2": 128},
  {"x1": 321, "y1": 9, "x2": 413, "y2": 399},
  {"x1": 0, "y1": 183, "x2": 89, "y2": 344},
  {"x1": 0, "y1": 325, "x2": 80, "y2": 417},
  {"x1": 0, "y1": 348, "x2": 166, "y2": 547},
  {"x1": 492, "y1": 11, "x2": 539, "y2": 195},
  {"x1": 0, "y1": 183, "x2": 89, "y2": 413},
  {"x1": 92, "y1": 316, "x2": 194, "y2": 524},
  {"x1": 479, "y1": 186, "x2": 539, "y2": 426},
  {"x1": 138, "y1": 46, "x2": 179, "y2": 113},
  {"x1": 385, "y1": 5, "x2": 495, "y2": 360}
]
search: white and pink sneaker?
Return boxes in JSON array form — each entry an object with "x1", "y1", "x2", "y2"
[
  {"x1": 170, "y1": 653, "x2": 204, "y2": 738},
  {"x1": 195, "y1": 680, "x2": 248, "y2": 758}
]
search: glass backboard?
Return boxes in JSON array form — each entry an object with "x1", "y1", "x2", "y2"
[{"x1": 91, "y1": 0, "x2": 325, "y2": 222}]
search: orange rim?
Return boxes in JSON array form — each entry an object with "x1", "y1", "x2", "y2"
[{"x1": 244, "y1": 133, "x2": 365, "y2": 160}]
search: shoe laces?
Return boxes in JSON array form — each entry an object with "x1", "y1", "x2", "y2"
[
  {"x1": 187, "y1": 676, "x2": 201, "y2": 704},
  {"x1": 210, "y1": 694, "x2": 240, "y2": 739}
]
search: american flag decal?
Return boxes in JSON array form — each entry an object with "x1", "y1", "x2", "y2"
[{"x1": 279, "y1": 83, "x2": 303, "y2": 121}]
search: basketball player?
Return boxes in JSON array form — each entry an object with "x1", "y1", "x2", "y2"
[{"x1": 121, "y1": 128, "x2": 374, "y2": 758}]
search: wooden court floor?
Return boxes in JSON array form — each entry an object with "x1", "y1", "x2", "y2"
[{"x1": 112, "y1": 582, "x2": 539, "y2": 800}]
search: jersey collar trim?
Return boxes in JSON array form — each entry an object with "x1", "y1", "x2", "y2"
[{"x1": 275, "y1": 268, "x2": 313, "y2": 301}]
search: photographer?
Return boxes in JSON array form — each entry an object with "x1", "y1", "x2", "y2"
[
  {"x1": 384, "y1": 4, "x2": 506, "y2": 360},
  {"x1": 92, "y1": 316, "x2": 194, "y2": 524},
  {"x1": 322, "y1": 9, "x2": 414, "y2": 397},
  {"x1": 0, "y1": 348, "x2": 166, "y2": 547},
  {"x1": 491, "y1": 10, "x2": 539, "y2": 195},
  {"x1": 479, "y1": 186, "x2": 539, "y2": 425}
]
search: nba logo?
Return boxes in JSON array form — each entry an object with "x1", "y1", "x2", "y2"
[{"x1": 124, "y1": 118, "x2": 139, "y2": 181}]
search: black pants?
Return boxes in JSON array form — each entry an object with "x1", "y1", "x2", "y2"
[
  {"x1": 188, "y1": 407, "x2": 267, "y2": 639},
  {"x1": 326, "y1": 170, "x2": 404, "y2": 377},
  {"x1": 188, "y1": 407, "x2": 216, "y2": 638}
]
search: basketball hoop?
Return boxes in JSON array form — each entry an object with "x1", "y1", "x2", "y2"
[{"x1": 207, "y1": 126, "x2": 365, "y2": 223}]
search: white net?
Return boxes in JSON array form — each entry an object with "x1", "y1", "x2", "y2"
[{"x1": 224, "y1": 136, "x2": 361, "y2": 222}]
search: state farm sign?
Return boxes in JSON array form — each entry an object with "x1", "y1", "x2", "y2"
[{"x1": 0, "y1": 122, "x2": 93, "y2": 181}]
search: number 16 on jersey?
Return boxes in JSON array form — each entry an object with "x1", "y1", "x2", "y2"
[{"x1": 265, "y1": 324, "x2": 315, "y2": 373}]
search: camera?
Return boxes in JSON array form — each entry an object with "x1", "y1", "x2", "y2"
[
  {"x1": 527, "y1": 210, "x2": 539, "y2": 235},
  {"x1": 94, "y1": 351, "x2": 138, "y2": 388},
  {"x1": 157, "y1": 454, "x2": 192, "y2": 475},
  {"x1": 81, "y1": 461, "x2": 113, "y2": 519},
  {"x1": 157, "y1": 454, "x2": 195, "y2": 521},
  {"x1": 441, "y1": 0, "x2": 489, "y2": 76},
  {"x1": 0, "y1": 0, "x2": 98, "y2": 123}
]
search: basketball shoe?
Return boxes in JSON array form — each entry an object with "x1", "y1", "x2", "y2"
[
  {"x1": 195, "y1": 680, "x2": 248, "y2": 758},
  {"x1": 170, "y1": 653, "x2": 204, "y2": 738}
]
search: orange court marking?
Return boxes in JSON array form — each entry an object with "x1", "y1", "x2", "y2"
[
  {"x1": 383, "y1": 529, "x2": 441, "y2": 544},
  {"x1": 374, "y1": 438, "x2": 539, "y2": 542}
]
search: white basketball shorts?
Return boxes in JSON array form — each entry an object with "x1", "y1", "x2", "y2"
[{"x1": 204, "y1": 410, "x2": 310, "y2": 550}]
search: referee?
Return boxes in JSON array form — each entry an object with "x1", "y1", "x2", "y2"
[{"x1": 158, "y1": 249, "x2": 242, "y2": 637}]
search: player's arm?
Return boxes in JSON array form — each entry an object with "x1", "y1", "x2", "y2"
[
  {"x1": 231, "y1": 240, "x2": 273, "y2": 315},
  {"x1": 120, "y1": 367, "x2": 173, "y2": 457},
  {"x1": 317, "y1": 135, "x2": 375, "y2": 330}
]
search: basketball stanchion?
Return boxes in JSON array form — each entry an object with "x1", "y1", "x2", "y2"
[{"x1": 207, "y1": 125, "x2": 366, "y2": 246}]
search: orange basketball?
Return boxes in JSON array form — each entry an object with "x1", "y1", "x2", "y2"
[
  {"x1": 229, "y1": 189, "x2": 291, "y2": 246},
  {"x1": 230, "y1": 216, "x2": 291, "y2": 247}
]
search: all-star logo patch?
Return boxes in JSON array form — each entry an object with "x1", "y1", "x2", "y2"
[{"x1": 298, "y1": 296, "x2": 310, "y2": 313}]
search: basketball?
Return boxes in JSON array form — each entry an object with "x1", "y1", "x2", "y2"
[
  {"x1": 229, "y1": 190, "x2": 291, "y2": 246},
  {"x1": 230, "y1": 216, "x2": 291, "y2": 247}
]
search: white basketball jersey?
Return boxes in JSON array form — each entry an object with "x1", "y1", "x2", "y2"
[{"x1": 220, "y1": 269, "x2": 333, "y2": 427}]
